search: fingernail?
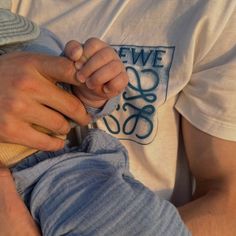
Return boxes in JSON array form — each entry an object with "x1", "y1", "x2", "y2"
[
  {"x1": 76, "y1": 72, "x2": 86, "y2": 83},
  {"x1": 71, "y1": 46, "x2": 83, "y2": 61},
  {"x1": 103, "y1": 86, "x2": 111, "y2": 94},
  {"x1": 75, "y1": 61, "x2": 83, "y2": 70}
]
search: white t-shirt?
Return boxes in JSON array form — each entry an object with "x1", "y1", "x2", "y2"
[{"x1": 12, "y1": 0, "x2": 236, "y2": 204}]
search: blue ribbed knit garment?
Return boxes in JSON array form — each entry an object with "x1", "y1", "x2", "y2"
[{"x1": 11, "y1": 129, "x2": 190, "y2": 236}]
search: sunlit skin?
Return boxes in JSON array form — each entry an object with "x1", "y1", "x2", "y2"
[
  {"x1": 0, "y1": 38, "x2": 128, "y2": 151},
  {"x1": 0, "y1": 38, "x2": 128, "y2": 235}
]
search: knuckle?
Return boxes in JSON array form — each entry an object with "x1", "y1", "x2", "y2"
[
  {"x1": 67, "y1": 99, "x2": 82, "y2": 117},
  {"x1": 1, "y1": 97, "x2": 26, "y2": 114},
  {"x1": 84, "y1": 37, "x2": 105, "y2": 54},
  {"x1": 48, "y1": 140, "x2": 64, "y2": 151},
  {"x1": 99, "y1": 47, "x2": 115, "y2": 60},
  {"x1": 53, "y1": 117, "x2": 70, "y2": 134},
  {"x1": 14, "y1": 100, "x2": 26, "y2": 114},
  {"x1": 111, "y1": 84, "x2": 123, "y2": 95},
  {"x1": 38, "y1": 138, "x2": 63, "y2": 151},
  {"x1": 61, "y1": 59, "x2": 75, "y2": 79},
  {"x1": 66, "y1": 101, "x2": 91, "y2": 126},
  {"x1": 108, "y1": 73, "x2": 129, "y2": 95},
  {"x1": 97, "y1": 50, "x2": 109, "y2": 62},
  {"x1": 53, "y1": 141, "x2": 64, "y2": 151},
  {"x1": 89, "y1": 74, "x2": 103, "y2": 86},
  {"x1": 36, "y1": 140, "x2": 48, "y2": 150},
  {"x1": 0, "y1": 121, "x2": 17, "y2": 140},
  {"x1": 117, "y1": 85, "x2": 126, "y2": 94},
  {"x1": 85, "y1": 37, "x2": 100, "y2": 46},
  {"x1": 110, "y1": 60, "x2": 123, "y2": 73},
  {"x1": 11, "y1": 73, "x2": 32, "y2": 91},
  {"x1": 103, "y1": 46, "x2": 117, "y2": 59}
]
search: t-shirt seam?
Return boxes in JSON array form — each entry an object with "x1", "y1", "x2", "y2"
[{"x1": 175, "y1": 100, "x2": 236, "y2": 130}]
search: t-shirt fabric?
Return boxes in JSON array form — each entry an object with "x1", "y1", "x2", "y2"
[{"x1": 12, "y1": 0, "x2": 236, "y2": 204}]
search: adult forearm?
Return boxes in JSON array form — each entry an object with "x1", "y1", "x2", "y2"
[
  {"x1": 0, "y1": 163, "x2": 41, "y2": 236},
  {"x1": 178, "y1": 189, "x2": 236, "y2": 236}
]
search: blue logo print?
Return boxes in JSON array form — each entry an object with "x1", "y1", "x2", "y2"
[{"x1": 101, "y1": 45, "x2": 175, "y2": 145}]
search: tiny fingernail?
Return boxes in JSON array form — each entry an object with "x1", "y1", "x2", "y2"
[
  {"x1": 75, "y1": 61, "x2": 83, "y2": 70},
  {"x1": 71, "y1": 46, "x2": 83, "y2": 61},
  {"x1": 103, "y1": 86, "x2": 111, "y2": 94},
  {"x1": 76, "y1": 72, "x2": 86, "y2": 83}
]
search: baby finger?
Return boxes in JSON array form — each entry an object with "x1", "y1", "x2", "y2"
[{"x1": 103, "y1": 71, "x2": 129, "y2": 96}]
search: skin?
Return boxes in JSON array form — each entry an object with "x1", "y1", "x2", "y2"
[
  {"x1": 0, "y1": 38, "x2": 128, "y2": 151},
  {"x1": 0, "y1": 52, "x2": 89, "y2": 151},
  {"x1": 65, "y1": 39, "x2": 128, "y2": 108},
  {"x1": 0, "y1": 162, "x2": 41, "y2": 236},
  {"x1": 0, "y1": 38, "x2": 128, "y2": 235},
  {"x1": 178, "y1": 118, "x2": 236, "y2": 235}
]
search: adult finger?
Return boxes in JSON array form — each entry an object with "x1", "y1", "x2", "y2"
[
  {"x1": 34, "y1": 78, "x2": 91, "y2": 126},
  {"x1": 9, "y1": 121, "x2": 66, "y2": 151},
  {"x1": 15, "y1": 52, "x2": 81, "y2": 86},
  {"x1": 0, "y1": 162, "x2": 41, "y2": 236},
  {"x1": 23, "y1": 101, "x2": 71, "y2": 135}
]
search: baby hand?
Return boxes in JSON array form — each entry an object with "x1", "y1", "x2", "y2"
[{"x1": 64, "y1": 38, "x2": 128, "y2": 108}]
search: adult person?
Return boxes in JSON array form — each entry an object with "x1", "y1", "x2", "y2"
[
  {"x1": 2, "y1": 0, "x2": 236, "y2": 235},
  {"x1": 0, "y1": 6, "x2": 186, "y2": 235},
  {"x1": 0, "y1": 3, "x2": 189, "y2": 236},
  {"x1": 0, "y1": 2, "x2": 187, "y2": 236}
]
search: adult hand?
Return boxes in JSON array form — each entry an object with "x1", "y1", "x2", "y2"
[
  {"x1": 0, "y1": 162, "x2": 41, "y2": 236},
  {"x1": 0, "y1": 52, "x2": 91, "y2": 151}
]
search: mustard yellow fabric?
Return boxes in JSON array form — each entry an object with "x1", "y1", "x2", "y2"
[
  {"x1": 0, "y1": 125, "x2": 66, "y2": 167},
  {"x1": 0, "y1": 143, "x2": 37, "y2": 167}
]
